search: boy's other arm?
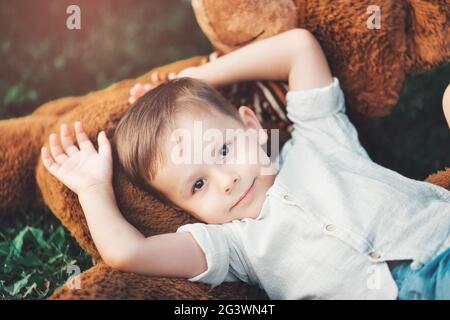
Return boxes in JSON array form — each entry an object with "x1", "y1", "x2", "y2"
[
  {"x1": 443, "y1": 84, "x2": 450, "y2": 129},
  {"x1": 78, "y1": 185, "x2": 207, "y2": 278},
  {"x1": 180, "y1": 28, "x2": 333, "y2": 91}
]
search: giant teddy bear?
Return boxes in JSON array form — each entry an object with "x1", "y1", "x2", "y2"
[{"x1": 0, "y1": 0, "x2": 448, "y2": 299}]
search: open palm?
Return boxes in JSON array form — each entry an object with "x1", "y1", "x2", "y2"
[{"x1": 41, "y1": 121, "x2": 113, "y2": 195}]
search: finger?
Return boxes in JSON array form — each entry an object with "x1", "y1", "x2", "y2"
[
  {"x1": 49, "y1": 133, "x2": 69, "y2": 164},
  {"x1": 167, "y1": 72, "x2": 176, "y2": 80},
  {"x1": 136, "y1": 87, "x2": 148, "y2": 98},
  {"x1": 98, "y1": 131, "x2": 112, "y2": 158},
  {"x1": 60, "y1": 123, "x2": 79, "y2": 156},
  {"x1": 143, "y1": 84, "x2": 153, "y2": 91},
  {"x1": 130, "y1": 83, "x2": 141, "y2": 96},
  {"x1": 151, "y1": 71, "x2": 159, "y2": 83},
  {"x1": 41, "y1": 146, "x2": 61, "y2": 176},
  {"x1": 74, "y1": 121, "x2": 95, "y2": 152},
  {"x1": 129, "y1": 96, "x2": 136, "y2": 105}
]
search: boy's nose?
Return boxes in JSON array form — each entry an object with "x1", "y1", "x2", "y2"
[
  {"x1": 224, "y1": 177, "x2": 239, "y2": 194},
  {"x1": 217, "y1": 171, "x2": 240, "y2": 194}
]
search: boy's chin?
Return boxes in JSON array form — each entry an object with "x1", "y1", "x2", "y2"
[{"x1": 236, "y1": 201, "x2": 265, "y2": 220}]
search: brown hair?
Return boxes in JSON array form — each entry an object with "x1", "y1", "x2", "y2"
[{"x1": 113, "y1": 77, "x2": 241, "y2": 206}]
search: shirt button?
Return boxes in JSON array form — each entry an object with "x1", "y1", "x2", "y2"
[
  {"x1": 410, "y1": 261, "x2": 424, "y2": 271},
  {"x1": 283, "y1": 194, "x2": 291, "y2": 201},
  {"x1": 325, "y1": 224, "x2": 336, "y2": 232},
  {"x1": 369, "y1": 251, "x2": 381, "y2": 260}
]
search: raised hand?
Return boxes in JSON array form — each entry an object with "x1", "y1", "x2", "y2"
[{"x1": 41, "y1": 121, "x2": 113, "y2": 195}]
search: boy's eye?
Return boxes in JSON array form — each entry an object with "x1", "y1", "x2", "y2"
[
  {"x1": 219, "y1": 143, "x2": 231, "y2": 158},
  {"x1": 192, "y1": 178, "x2": 207, "y2": 194}
]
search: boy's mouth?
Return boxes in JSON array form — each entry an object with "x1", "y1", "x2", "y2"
[{"x1": 231, "y1": 178, "x2": 256, "y2": 210}]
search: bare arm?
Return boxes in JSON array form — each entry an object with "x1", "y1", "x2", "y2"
[
  {"x1": 77, "y1": 185, "x2": 207, "y2": 277},
  {"x1": 130, "y1": 29, "x2": 333, "y2": 104},
  {"x1": 41, "y1": 122, "x2": 207, "y2": 278},
  {"x1": 443, "y1": 84, "x2": 450, "y2": 129},
  {"x1": 178, "y1": 28, "x2": 333, "y2": 91}
]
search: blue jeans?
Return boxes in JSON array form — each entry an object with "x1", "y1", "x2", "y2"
[{"x1": 391, "y1": 247, "x2": 450, "y2": 300}]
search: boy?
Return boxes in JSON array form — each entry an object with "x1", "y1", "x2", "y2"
[{"x1": 41, "y1": 29, "x2": 450, "y2": 299}]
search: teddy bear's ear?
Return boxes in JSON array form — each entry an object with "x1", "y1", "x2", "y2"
[
  {"x1": 191, "y1": 0, "x2": 298, "y2": 54},
  {"x1": 404, "y1": 0, "x2": 450, "y2": 72}
]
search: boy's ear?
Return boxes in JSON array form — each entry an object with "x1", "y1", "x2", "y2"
[{"x1": 238, "y1": 106, "x2": 268, "y2": 145}]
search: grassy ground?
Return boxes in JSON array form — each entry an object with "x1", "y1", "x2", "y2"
[
  {"x1": 0, "y1": 207, "x2": 92, "y2": 299},
  {"x1": 0, "y1": 1, "x2": 449, "y2": 299}
]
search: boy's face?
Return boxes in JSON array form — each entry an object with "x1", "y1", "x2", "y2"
[{"x1": 151, "y1": 106, "x2": 277, "y2": 224}]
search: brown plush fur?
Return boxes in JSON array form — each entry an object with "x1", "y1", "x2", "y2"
[
  {"x1": 0, "y1": 0, "x2": 448, "y2": 299},
  {"x1": 49, "y1": 262, "x2": 268, "y2": 300}
]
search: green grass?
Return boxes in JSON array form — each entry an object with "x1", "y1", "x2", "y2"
[{"x1": 0, "y1": 207, "x2": 92, "y2": 299}]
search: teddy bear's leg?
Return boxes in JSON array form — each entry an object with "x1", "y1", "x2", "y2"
[
  {"x1": 0, "y1": 115, "x2": 59, "y2": 213},
  {"x1": 49, "y1": 262, "x2": 267, "y2": 300},
  {"x1": 425, "y1": 168, "x2": 450, "y2": 191}
]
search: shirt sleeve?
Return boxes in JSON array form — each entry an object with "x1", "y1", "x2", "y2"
[
  {"x1": 176, "y1": 223, "x2": 236, "y2": 288},
  {"x1": 285, "y1": 77, "x2": 370, "y2": 158}
]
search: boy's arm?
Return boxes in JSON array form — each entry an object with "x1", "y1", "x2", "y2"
[
  {"x1": 78, "y1": 185, "x2": 207, "y2": 278},
  {"x1": 179, "y1": 28, "x2": 333, "y2": 91},
  {"x1": 41, "y1": 122, "x2": 206, "y2": 278},
  {"x1": 443, "y1": 84, "x2": 450, "y2": 129}
]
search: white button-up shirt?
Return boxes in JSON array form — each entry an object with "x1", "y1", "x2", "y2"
[{"x1": 176, "y1": 77, "x2": 450, "y2": 299}]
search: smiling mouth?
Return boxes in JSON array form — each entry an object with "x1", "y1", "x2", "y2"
[{"x1": 231, "y1": 178, "x2": 256, "y2": 210}]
